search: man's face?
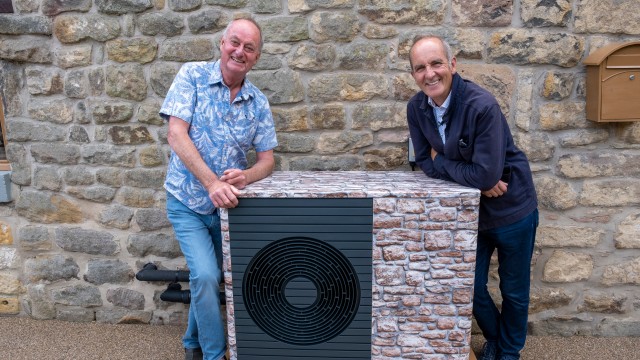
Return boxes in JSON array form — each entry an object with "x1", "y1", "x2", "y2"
[
  {"x1": 219, "y1": 19, "x2": 261, "y2": 80},
  {"x1": 410, "y1": 38, "x2": 456, "y2": 106}
]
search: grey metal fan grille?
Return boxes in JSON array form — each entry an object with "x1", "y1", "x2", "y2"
[{"x1": 242, "y1": 237, "x2": 361, "y2": 346}]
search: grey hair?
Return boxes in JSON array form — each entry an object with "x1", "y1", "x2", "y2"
[
  {"x1": 222, "y1": 15, "x2": 264, "y2": 52},
  {"x1": 408, "y1": 35, "x2": 454, "y2": 71}
]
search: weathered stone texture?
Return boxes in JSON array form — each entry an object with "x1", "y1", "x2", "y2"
[
  {"x1": 28, "y1": 98, "x2": 75, "y2": 124},
  {"x1": 41, "y1": 0, "x2": 91, "y2": 15},
  {"x1": 533, "y1": 175, "x2": 578, "y2": 210},
  {"x1": 558, "y1": 153, "x2": 640, "y2": 178},
  {"x1": 18, "y1": 226, "x2": 52, "y2": 251},
  {"x1": 602, "y1": 257, "x2": 640, "y2": 286},
  {"x1": 488, "y1": 30, "x2": 583, "y2": 67},
  {"x1": 84, "y1": 259, "x2": 134, "y2": 285},
  {"x1": 307, "y1": 73, "x2": 388, "y2": 102},
  {"x1": 53, "y1": 14, "x2": 121, "y2": 43},
  {"x1": 580, "y1": 180, "x2": 640, "y2": 207},
  {"x1": 106, "y1": 37, "x2": 158, "y2": 63},
  {"x1": 51, "y1": 284, "x2": 102, "y2": 307},
  {"x1": 0, "y1": 15, "x2": 51, "y2": 35},
  {"x1": 0, "y1": 274, "x2": 23, "y2": 295},
  {"x1": 456, "y1": 64, "x2": 515, "y2": 118},
  {"x1": 615, "y1": 213, "x2": 640, "y2": 249},
  {"x1": 126, "y1": 232, "x2": 182, "y2": 258},
  {"x1": 521, "y1": 0, "x2": 571, "y2": 27},
  {"x1": 158, "y1": 37, "x2": 215, "y2": 61},
  {"x1": 275, "y1": 133, "x2": 316, "y2": 153},
  {"x1": 95, "y1": 0, "x2": 153, "y2": 14},
  {"x1": 106, "y1": 287, "x2": 145, "y2": 310},
  {"x1": 54, "y1": 227, "x2": 119, "y2": 256},
  {"x1": 513, "y1": 132, "x2": 555, "y2": 162},
  {"x1": 309, "y1": 104, "x2": 346, "y2": 130},
  {"x1": 537, "y1": 225, "x2": 602, "y2": 248},
  {"x1": 0, "y1": 248, "x2": 19, "y2": 270},
  {"x1": 560, "y1": 129, "x2": 609, "y2": 147},
  {"x1": 25, "y1": 67, "x2": 63, "y2": 95},
  {"x1": 543, "y1": 250, "x2": 593, "y2": 283},
  {"x1": 359, "y1": 0, "x2": 446, "y2": 25},
  {"x1": 338, "y1": 41, "x2": 388, "y2": 70},
  {"x1": 24, "y1": 255, "x2": 79, "y2": 283},
  {"x1": 0, "y1": 37, "x2": 52, "y2": 63},
  {"x1": 316, "y1": 131, "x2": 373, "y2": 154},
  {"x1": 248, "y1": 69, "x2": 305, "y2": 105},
  {"x1": 452, "y1": 0, "x2": 512, "y2": 27},
  {"x1": 541, "y1": 71, "x2": 574, "y2": 100},
  {"x1": 262, "y1": 16, "x2": 309, "y2": 42},
  {"x1": 618, "y1": 122, "x2": 640, "y2": 144},
  {"x1": 187, "y1": 9, "x2": 227, "y2": 34},
  {"x1": 309, "y1": 11, "x2": 359, "y2": 43},
  {"x1": 578, "y1": 293, "x2": 626, "y2": 314},
  {"x1": 539, "y1": 102, "x2": 588, "y2": 130},
  {"x1": 0, "y1": 222, "x2": 13, "y2": 245},
  {"x1": 0, "y1": 296, "x2": 20, "y2": 314},
  {"x1": 575, "y1": 0, "x2": 640, "y2": 35},
  {"x1": 57, "y1": 45, "x2": 93, "y2": 69},
  {"x1": 137, "y1": 12, "x2": 185, "y2": 36},
  {"x1": 16, "y1": 192, "x2": 83, "y2": 224},
  {"x1": 529, "y1": 287, "x2": 572, "y2": 313},
  {"x1": 106, "y1": 64, "x2": 148, "y2": 101}
]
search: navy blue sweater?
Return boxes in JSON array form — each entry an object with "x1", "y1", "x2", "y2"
[{"x1": 407, "y1": 73, "x2": 537, "y2": 231}]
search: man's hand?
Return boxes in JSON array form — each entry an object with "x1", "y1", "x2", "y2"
[
  {"x1": 219, "y1": 168, "x2": 248, "y2": 189},
  {"x1": 482, "y1": 180, "x2": 508, "y2": 198},
  {"x1": 431, "y1": 148, "x2": 438, "y2": 160},
  {"x1": 206, "y1": 179, "x2": 241, "y2": 208}
]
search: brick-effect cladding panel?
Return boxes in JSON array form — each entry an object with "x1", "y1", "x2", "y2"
[{"x1": 220, "y1": 171, "x2": 480, "y2": 360}]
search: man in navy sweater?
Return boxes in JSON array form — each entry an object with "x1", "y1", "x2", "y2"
[{"x1": 407, "y1": 35, "x2": 539, "y2": 360}]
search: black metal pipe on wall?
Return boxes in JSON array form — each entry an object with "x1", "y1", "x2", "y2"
[
  {"x1": 135, "y1": 262, "x2": 225, "y2": 305},
  {"x1": 135, "y1": 262, "x2": 190, "y2": 282}
]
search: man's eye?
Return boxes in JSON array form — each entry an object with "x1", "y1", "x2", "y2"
[
  {"x1": 231, "y1": 40, "x2": 240, "y2": 46},
  {"x1": 245, "y1": 46, "x2": 255, "y2": 53}
]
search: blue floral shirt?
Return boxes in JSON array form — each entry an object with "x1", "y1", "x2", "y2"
[{"x1": 160, "y1": 60, "x2": 278, "y2": 214}]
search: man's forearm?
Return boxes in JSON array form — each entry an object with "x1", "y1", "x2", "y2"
[
  {"x1": 243, "y1": 150, "x2": 275, "y2": 185},
  {"x1": 167, "y1": 117, "x2": 220, "y2": 190}
]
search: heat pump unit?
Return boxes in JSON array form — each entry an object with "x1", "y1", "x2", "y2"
[{"x1": 228, "y1": 198, "x2": 373, "y2": 360}]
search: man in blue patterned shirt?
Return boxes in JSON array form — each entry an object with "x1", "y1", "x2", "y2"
[{"x1": 160, "y1": 16, "x2": 278, "y2": 360}]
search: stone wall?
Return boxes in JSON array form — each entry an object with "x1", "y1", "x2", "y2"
[{"x1": 0, "y1": 0, "x2": 639, "y2": 337}]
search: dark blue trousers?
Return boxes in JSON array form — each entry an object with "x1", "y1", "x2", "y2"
[{"x1": 473, "y1": 209, "x2": 539, "y2": 359}]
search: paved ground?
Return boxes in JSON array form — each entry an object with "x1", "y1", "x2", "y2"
[{"x1": 1, "y1": 315, "x2": 639, "y2": 359}]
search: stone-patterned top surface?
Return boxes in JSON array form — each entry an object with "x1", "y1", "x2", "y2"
[{"x1": 239, "y1": 171, "x2": 479, "y2": 198}]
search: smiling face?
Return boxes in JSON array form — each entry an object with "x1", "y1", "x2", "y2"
[
  {"x1": 219, "y1": 19, "x2": 262, "y2": 85},
  {"x1": 409, "y1": 37, "x2": 456, "y2": 106}
]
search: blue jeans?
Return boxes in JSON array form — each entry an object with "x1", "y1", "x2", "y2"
[
  {"x1": 473, "y1": 209, "x2": 538, "y2": 359},
  {"x1": 166, "y1": 192, "x2": 226, "y2": 360}
]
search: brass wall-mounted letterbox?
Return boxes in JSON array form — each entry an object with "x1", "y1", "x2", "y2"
[{"x1": 584, "y1": 41, "x2": 640, "y2": 122}]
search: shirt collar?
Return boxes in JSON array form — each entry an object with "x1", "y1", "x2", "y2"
[
  {"x1": 427, "y1": 91, "x2": 452, "y2": 111},
  {"x1": 208, "y1": 60, "x2": 254, "y2": 102}
]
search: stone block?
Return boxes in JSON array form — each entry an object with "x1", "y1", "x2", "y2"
[{"x1": 0, "y1": 296, "x2": 20, "y2": 314}]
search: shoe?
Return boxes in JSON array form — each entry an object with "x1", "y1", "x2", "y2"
[
  {"x1": 184, "y1": 347, "x2": 203, "y2": 360},
  {"x1": 480, "y1": 341, "x2": 497, "y2": 360},
  {"x1": 498, "y1": 355, "x2": 519, "y2": 360}
]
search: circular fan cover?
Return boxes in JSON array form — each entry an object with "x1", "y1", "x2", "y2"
[{"x1": 242, "y1": 237, "x2": 361, "y2": 346}]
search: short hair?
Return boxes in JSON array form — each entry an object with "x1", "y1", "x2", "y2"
[
  {"x1": 408, "y1": 35, "x2": 453, "y2": 71},
  {"x1": 222, "y1": 15, "x2": 264, "y2": 52}
]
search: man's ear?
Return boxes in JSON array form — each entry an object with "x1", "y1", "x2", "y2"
[{"x1": 450, "y1": 56, "x2": 457, "y2": 74}]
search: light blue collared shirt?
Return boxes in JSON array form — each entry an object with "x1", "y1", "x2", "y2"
[
  {"x1": 428, "y1": 92, "x2": 452, "y2": 144},
  {"x1": 160, "y1": 60, "x2": 278, "y2": 214}
]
